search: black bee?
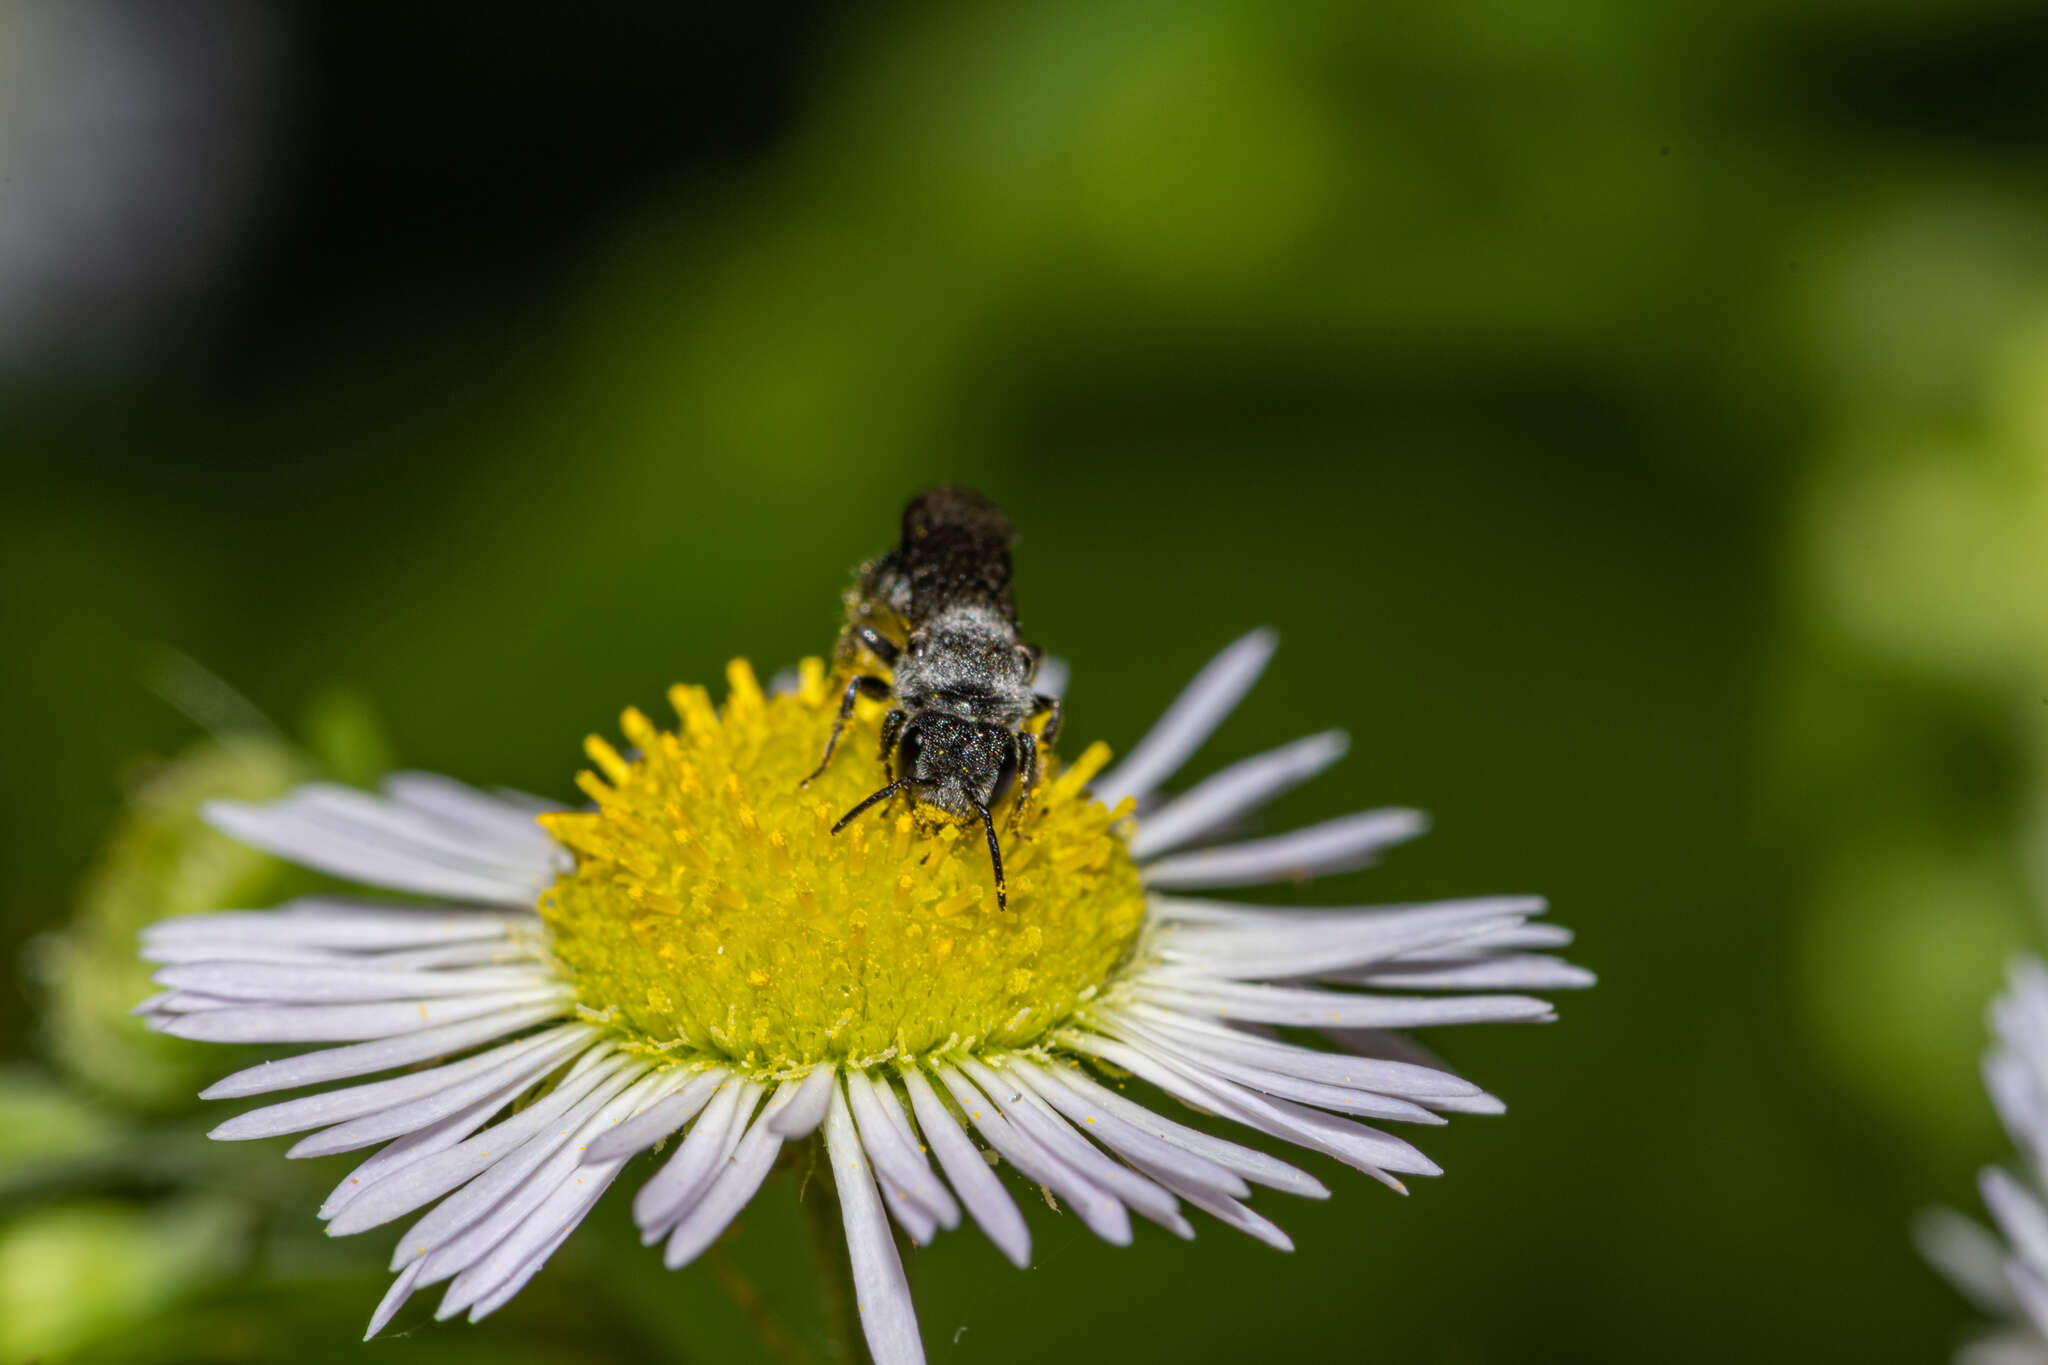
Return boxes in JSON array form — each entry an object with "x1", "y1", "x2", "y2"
[{"x1": 805, "y1": 486, "x2": 1060, "y2": 910}]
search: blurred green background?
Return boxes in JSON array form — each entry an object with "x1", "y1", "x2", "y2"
[{"x1": 6, "y1": 0, "x2": 2048, "y2": 1359}]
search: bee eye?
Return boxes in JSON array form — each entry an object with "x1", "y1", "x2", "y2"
[{"x1": 895, "y1": 728, "x2": 923, "y2": 775}]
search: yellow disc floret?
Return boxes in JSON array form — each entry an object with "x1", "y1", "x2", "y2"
[{"x1": 536, "y1": 659, "x2": 1145, "y2": 1074}]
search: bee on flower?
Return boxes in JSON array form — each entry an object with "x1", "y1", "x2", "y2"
[{"x1": 137, "y1": 491, "x2": 1591, "y2": 1364}]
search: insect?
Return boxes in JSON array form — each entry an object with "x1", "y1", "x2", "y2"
[{"x1": 805, "y1": 486, "x2": 1060, "y2": 910}]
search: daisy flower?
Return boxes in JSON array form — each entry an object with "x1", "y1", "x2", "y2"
[
  {"x1": 1923, "y1": 958, "x2": 2048, "y2": 1364},
  {"x1": 137, "y1": 629, "x2": 1590, "y2": 1363}
]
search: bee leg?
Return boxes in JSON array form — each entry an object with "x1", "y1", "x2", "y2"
[
  {"x1": 1033, "y1": 694, "x2": 1062, "y2": 750},
  {"x1": 1007, "y1": 731, "x2": 1040, "y2": 834},
  {"x1": 877, "y1": 708, "x2": 908, "y2": 782},
  {"x1": 803, "y1": 674, "x2": 892, "y2": 786},
  {"x1": 851, "y1": 626, "x2": 901, "y2": 666},
  {"x1": 977, "y1": 803, "x2": 1009, "y2": 911}
]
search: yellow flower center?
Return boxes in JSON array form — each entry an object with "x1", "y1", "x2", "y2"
[{"x1": 536, "y1": 659, "x2": 1146, "y2": 1074}]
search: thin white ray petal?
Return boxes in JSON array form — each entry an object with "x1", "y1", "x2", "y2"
[
  {"x1": 145, "y1": 899, "x2": 530, "y2": 949},
  {"x1": 1061, "y1": 1030, "x2": 1434, "y2": 1188},
  {"x1": 1093, "y1": 629, "x2": 1277, "y2": 807},
  {"x1": 326, "y1": 1050, "x2": 629, "y2": 1227},
  {"x1": 408, "y1": 1069, "x2": 663, "y2": 1286},
  {"x1": 1130, "y1": 979, "x2": 1554, "y2": 1029},
  {"x1": 380, "y1": 771, "x2": 565, "y2": 861},
  {"x1": 159, "y1": 986, "x2": 573, "y2": 1043},
  {"x1": 1915, "y1": 1206, "x2": 2023, "y2": 1317},
  {"x1": 1093, "y1": 1010, "x2": 1442, "y2": 1123},
  {"x1": 390, "y1": 1062, "x2": 650, "y2": 1270},
  {"x1": 1156, "y1": 909, "x2": 1526, "y2": 983},
  {"x1": 465, "y1": 1220, "x2": 580, "y2": 1323},
  {"x1": 440, "y1": 1154, "x2": 624, "y2": 1320},
  {"x1": 630, "y1": 1078, "x2": 756, "y2": 1236},
  {"x1": 584, "y1": 1068, "x2": 727, "y2": 1164},
  {"x1": 1984, "y1": 1167, "x2": 2048, "y2": 1276},
  {"x1": 900, "y1": 1068, "x2": 1031, "y2": 1269},
  {"x1": 962, "y1": 1057, "x2": 1188, "y2": 1236},
  {"x1": 365, "y1": 1259, "x2": 424, "y2": 1339},
  {"x1": 201, "y1": 1001, "x2": 567, "y2": 1099},
  {"x1": 1034, "y1": 1057, "x2": 1328, "y2": 1198},
  {"x1": 159, "y1": 959, "x2": 555, "y2": 1005},
  {"x1": 1008, "y1": 1059, "x2": 1248, "y2": 1201},
  {"x1": 286, "y1": 1028, "x2": 592, "y2": 1158},
  {"x1": 664, "y1": 1079, "x2": 802, "y2": 1269},
  {"x1": 1128, "y1": 730, "x2": 1349, "y2": 860},
  {"x1": 210, "y1": 1024, "x2": 589, "y2": 1140},
  {"x1": 1119, "y1": 1002, "x2": 1479, "y2": 1098},
  {"x1": 285, "y1": 782, "x2": 559, "y2": 876},
  {"x1": 1340, "y1": 956, "x2": 1597, "y2": 992},
  {"x1": 438, "y1": 1171, "x2": 612, "y2": 1319},
  {"x1": 204, "y1": 797, "x2": 551, "y2": 905},
  {"x1": 767, "y1": 1065, "x2": 836, "y2": 1138},
  {"x1": 846, "y1": 1071, "x2": 957, "y2": 1237},
  {"x1": 824, "y1": 1081, "x2": 927, "y2": 1365},
  {"x1": 933, "y1": 1065, "x2": 1132, "y2": 1246},
  {"x1": 2009, "y1": 1260, "x2": 2048, "y2": 1343},
  {"x1": 1141, "y1": 810, "x2": 1428, "y2": 891}
]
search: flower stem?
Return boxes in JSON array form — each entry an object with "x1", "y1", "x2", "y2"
[{"x1": 803, "y1": 1178, "x2": 864, "y2": 1363}]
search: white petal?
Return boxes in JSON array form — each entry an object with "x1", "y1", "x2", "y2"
[
  {"x1": 933, "y1": 1065, "x2": 1132, "y2": 1246},
  {"x1": 204, "y1": 793, "x2": 554, "y2": 905},
  {"x1": 145, "y1": 898, "x2": 531, "y2": 949},
  {"x1": 961, "y1": 1057, "x2": 1188, "y2": 1236},
  {"x1": 380, "y1": 771, "x2": 564, "y2": 862},
  {"x1": 1155, "y1": 901, "x2": 1532, "y2": 980},
  {"x1": 465, "y1": 1220, "x2": 580, "y2": 1323},
  {"x1": 846, "y1": 1071, "x2": 957, "y2": 1237},
  {"x1": 1008, "y1": 1059, "x2": 1248, "y2": 1201},
  {"x1": 1915, "y1": 1205, "x2": 2022, "y2": 1316},
  {"x1": 439, "y1": 1153, "x2": 622, "y2": 1320},
  {"x1": 389, "y1": 1062, "x2": 649, "y2": 1269},
  {"x1": 899, "y1": 1068, "x2": 1031, "y2": 1269},
  {"x1": 1141, "y1": 810, "x2": 1427, "y2": 891},
  {"x1": 630, "y1": 1078, "x2": 759, "y2": 1236},
  {"x1": 1985, "y1": 1167, "x2": 2048, "y2": 1275},
  {"x1": 823, "y1": 1081, "x2": 927, "y2": 1365},
  {"x1": 1119, "y1": 1002, "x2": 1479, "y2": 1098},
  {"x1": 210, "y1": 1024, "x2": 590, "y2": 1140},
  {"x1": 1130, "y1": 978, "x2": 1554, "y2": 1029},
  {"x1": 159, "y1": 986, "x2": 572, "y2": 1043},
  {"x1": 158, "y1": 960, "x2": 555, "y2": 1004},
  {"x1": 200, "y1": 1001, "x2": 567, "y2": 1099},
  {"x1": 584, "y1": 1068, "x2": 728, "y2": 1164},
  {"x1": 365, "y1": 1259, "x2": 424, "y2": 1339},
  {"x1": 1093, "y1": 1010, "x2": 1441, "y2": 1123},
  {"x1": 1062, "y1": 1031, "x2": 1436, "y2": 1188},
  {"x1": 767, "y1": 1065, "x2": 836, "y2": 1138},
  {"x1": 408, "y1": 1069, "x2": 663, "y2": 1285},
  {"x1": 1026, "y1": 1057, "x2": 1327, "y2": 1198},
  {"x1": 1093, "y1": 629, "x2": 1276, "y2": 807},
  {"x1": 663, "y1": 1079, "x2": 801, "y2": 1269},
  {"x1": 1128, "y1": 731, "x2": 1349, "y2": 860},
  {"x1": 1340, "y1": 955, "x2": 1597, "y2": 992},
  {"x1": 327, "y1": 1049, "x2": 630, "y2": 1228},
  {"x1": 289, "y1": 1027, "x2": 593, "y2": 1157}
]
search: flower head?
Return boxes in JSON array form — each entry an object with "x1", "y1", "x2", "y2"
[{"x1": 139, "y1": 630, "x2": 1589, "y2": 1362}]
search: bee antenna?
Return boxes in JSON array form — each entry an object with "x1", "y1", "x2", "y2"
[
  {"x1": 831, "y1": 780, "x2": 904, "y2": 834},
  {"x1": 977, "y1": 803, "x2": 1008, "y2": 912}
]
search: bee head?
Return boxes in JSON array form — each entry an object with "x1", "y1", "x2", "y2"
[{"x1": 895, "y1": 712, "x2": 1018, "y2": 821}]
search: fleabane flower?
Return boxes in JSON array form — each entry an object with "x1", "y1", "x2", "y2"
[
  {"x1": 1923, "y1": 958, "x2": 2048, "y2": 1364},
  {"x1": 137, "y1": 630, "x2": 1590, "y2": 1363}
]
